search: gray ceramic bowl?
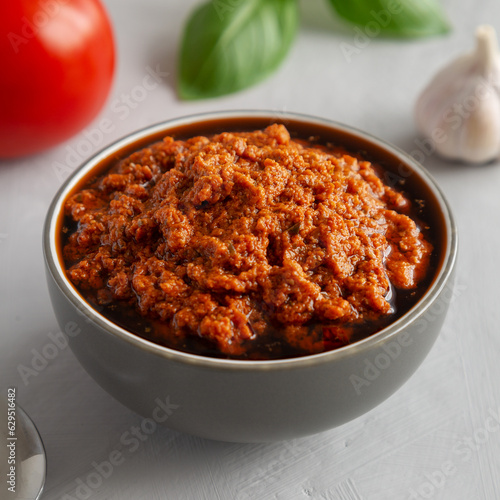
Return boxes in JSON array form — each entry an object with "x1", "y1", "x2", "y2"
[{"x1": 43, "y1": 111, "x2": 457, "y2": 442}]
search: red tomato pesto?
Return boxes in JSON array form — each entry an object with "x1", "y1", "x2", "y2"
[{"x1": 62, "y1": 124, "x2": 433, "y2": 359}]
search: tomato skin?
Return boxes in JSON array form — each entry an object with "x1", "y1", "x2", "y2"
[{"x1": 1, "y1": 0, "x2": 115, "y2": 158}]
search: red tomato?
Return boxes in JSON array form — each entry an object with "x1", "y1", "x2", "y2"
[{"x1": 1, "y1": 0, "x2": 115, "y2": 158}]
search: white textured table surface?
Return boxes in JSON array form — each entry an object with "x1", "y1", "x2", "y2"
[{"x1": 1, "y1": 0, "x2": 500, "y2": 499}]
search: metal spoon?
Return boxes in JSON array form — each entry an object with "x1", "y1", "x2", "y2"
[{"x1": 1, "y1": 395, "x2": 46, "y2": 500}]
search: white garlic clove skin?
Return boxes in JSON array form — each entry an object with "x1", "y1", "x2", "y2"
[
  {"x1": 415, "y1": 25, "x2": 500, "y2": 164},
  {"x1": 459, "y1": 89, "x2": 500, "y2": 163}
]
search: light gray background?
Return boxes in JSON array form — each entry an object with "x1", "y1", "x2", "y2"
[{"x1": 1, "y1": 0, "x2": 499, "y2": 498}]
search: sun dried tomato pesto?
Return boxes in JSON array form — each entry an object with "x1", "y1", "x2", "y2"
[{"x1": 62, "y1": 124, "x2": 433, "y2": 359}]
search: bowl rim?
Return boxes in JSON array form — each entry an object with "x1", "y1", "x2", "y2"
[{"x1": 43, "y1": 110, "x2": 458, "y2": 371}]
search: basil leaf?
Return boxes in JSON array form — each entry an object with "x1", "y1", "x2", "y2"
[
  {"x1": 326, "y1": 0, "x2": 450, "y2": 37},
  {"x1": 178, "y1": 0, "x2": 299, "y2": 100}
]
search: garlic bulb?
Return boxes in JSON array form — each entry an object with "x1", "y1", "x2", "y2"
[{"x1": 415, "y1": 25, "x2": 500, "y2": 164}]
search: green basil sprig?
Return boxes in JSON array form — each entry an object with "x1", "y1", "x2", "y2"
[
  {"x1": 178, "y1": 0, "x2": 450, "y2": 100},
  {"x1": 326, "y1": 0, "x2": 450, "y2": 38},
  {"x1": 178, "y1": 0, "x2": 299, "y2": 100}
]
